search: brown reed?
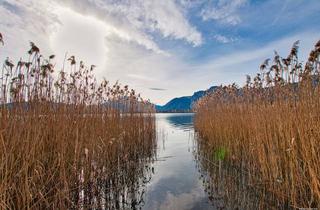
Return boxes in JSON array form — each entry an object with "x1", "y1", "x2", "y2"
[
  {"x1": 194, "y1": 40, "x2": 320, "y2": 209},
  {"x1": 0, "y1": 34, "x2": 156, "y2": 209}
]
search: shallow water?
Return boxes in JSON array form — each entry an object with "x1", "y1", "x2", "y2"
[{"x1": 142, "y1": 113, "x2": 214, "y2": 210}]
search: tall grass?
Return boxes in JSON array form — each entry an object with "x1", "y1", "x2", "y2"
[
  {"x1": 194, "y1": 145, "x2": 278, "y2": 209},
  {"x1": 0, "y1": 34, "x2": 156, "y2": 209},
  {"x1": 194, "y1": 40, "x2": 320, "y2": 208}
]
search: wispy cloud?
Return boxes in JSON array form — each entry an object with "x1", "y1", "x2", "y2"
[
  {"x1": 213, "y1": 34, "x2": 237, "y2": 43},
  {"x1": 149, "y1": 88, "x2": 167, "y2": 91},
  {"x1": 126, "y1": 74, "x2": 156, "y2": 81},
  {"x1": 56, "y1": 0, "x2": 203, "y2": 49},
  {"x1": 200, "y1": 0, "x2": 248, "y2": 25},
  {"x1": 0, "y1": 0, "x2": 203, "y2": 58}
]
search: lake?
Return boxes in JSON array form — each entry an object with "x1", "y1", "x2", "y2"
[{"x1": 141, "y1": 113, "x2": 214, "y2": 210}]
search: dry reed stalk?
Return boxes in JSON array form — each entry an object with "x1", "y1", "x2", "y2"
[
  {"x1": 0, "y1": 34, "x2": 156, "y2": 209},
  {"x1": 194, "y1": 40, "x2": 320, "y2": 209}
]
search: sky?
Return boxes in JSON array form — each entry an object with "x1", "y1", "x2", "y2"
[{"x1": 0, "y1": 0, "x2": 319, "y2": 105}]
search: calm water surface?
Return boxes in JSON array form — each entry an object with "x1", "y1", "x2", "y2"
[{"x1": 142, "y1": 113, "x2": 214, "y2": 210}]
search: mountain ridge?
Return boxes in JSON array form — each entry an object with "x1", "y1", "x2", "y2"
[{"x1": 156, "y1": 86, "x2": 217, "y2": 112}]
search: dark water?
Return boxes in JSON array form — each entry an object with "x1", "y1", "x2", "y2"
[{"x1": 142, "y1": 113, "x2": 214, "y2": 210}]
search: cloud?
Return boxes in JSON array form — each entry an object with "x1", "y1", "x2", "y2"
[
  {"x1": 0, "y1": 0, "x2": 59, "y2": 60},
  {"x1": 213, "y1": 34, "x2": 237, "y2": 43},
  {"x1": 127, "y1": 74, "x2": 156, "y2": 82},
  {"x1": 140, "y1": 0, "x2": 203, "y2": 46},
  {"x1": 200, "y1": 0, "x2": 248, "y2": 25},
  {"x1": 55, "y1": 0, "x2": 202, "y2": 49},
  {"x1": 0, "y1": 0, "x2": 203, "y2": 58},
  {"x1": 149, "y1": 88, "x2": 167, "y2": 91}
]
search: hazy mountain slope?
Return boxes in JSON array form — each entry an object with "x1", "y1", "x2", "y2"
[{"x1": 156, "y1": 86, "x2": 217, "y2": 112}]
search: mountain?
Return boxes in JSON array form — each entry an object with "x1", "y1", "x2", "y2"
[{"x1": 156, "y1": 86, "x2": 217, "y2": 112}]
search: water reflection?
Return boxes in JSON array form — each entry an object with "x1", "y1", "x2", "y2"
[
  {"x1": 142, "y1": 113, "x2": 213, "y2": 210},
  {"x1": 194, "y1": 135, "x2": 284, "y2": 209},
  {"x1": 165, "y1": 113, "x2": 194, "y2": 131}
]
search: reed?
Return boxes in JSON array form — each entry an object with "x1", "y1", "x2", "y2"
[
  {"x1": 194, "y1": 40, "x2": 320, "y2": 208},
  {"x1": 0, "y1": 34, "x2": 156, "y2": 209}
]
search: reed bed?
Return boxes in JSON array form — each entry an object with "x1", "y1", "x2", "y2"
[
  {"x1": 195, "y1": 136, "x2": 289, "y2": 209},
  {"x1": 0, "y1": 34, "x2": 156, "y2": 209},
  {"x1": 194, "y1": 40, "x2": 320, "y2": 208}
]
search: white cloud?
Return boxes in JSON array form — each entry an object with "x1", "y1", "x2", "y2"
[
  {"x1": 136, "y1": 0, "x2": 203, "y2": 46},
  {"x1": 213, "y1": 34, "x2": 237, "y2": 43},
  {"x1": 0, "y1": 0, "x2": 203, "y2": 58},
  {"x1": 53, "y1": 0, "x2": 166, "y2": 55},
  {"x1": 49, "y1": 6, "x2": 109, "y2": 73},
  {"x1": 200, "y1": 0, "x2": 247, "y2": 25},
  {"x1": 55, "y1": 0, "x2": 202, "y2": 48},
  {"x1": 0, "y1": 0, "x2": 59, "y2": 60}
]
